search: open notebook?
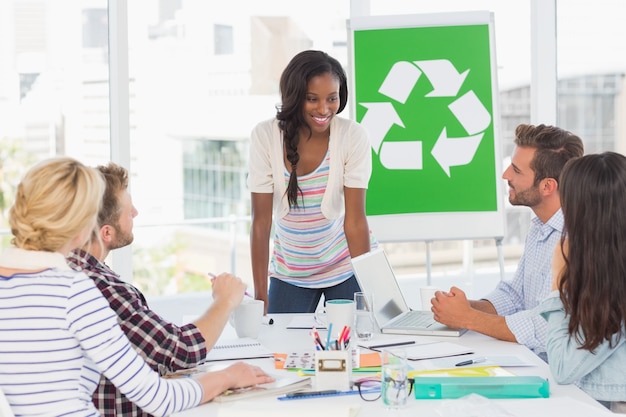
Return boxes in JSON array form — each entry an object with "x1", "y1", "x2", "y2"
[
  {"x1": 204, "y1": 338, "x2": 274, "y2": 362},
  {"x1": 351, "y1": 249, "x2": 467, "y2": 337}
]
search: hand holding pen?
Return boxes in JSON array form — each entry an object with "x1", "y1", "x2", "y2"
[
  {"x1": 208, "y1": 272, "x2": 273, "y2": 325},
  {"x1": 207, "y1": 272, "x2": 248, "y2": 309}
]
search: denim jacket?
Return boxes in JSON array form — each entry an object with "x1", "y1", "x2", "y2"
[{"x1": 535, "y1": 291, "x2": 626, "y2": 401}]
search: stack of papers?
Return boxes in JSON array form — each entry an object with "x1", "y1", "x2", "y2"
[
  {"x1": 402, "y1": 341, "x2": 473, "y2": 360},
  {"x1": 214, "y1": 375, "x2": 311, "y2": 403},
  {"x1": 357, "y1": 338, "x2": 473, "y2": 361},
  {"x1": 422, "y1": 355, "x2": 535, "y2": 370}
]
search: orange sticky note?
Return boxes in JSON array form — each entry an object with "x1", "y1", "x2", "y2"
[
  {"x1": 359, "y1": 352, "x2": 381, "y2": 367},
  {"x1": 274, "y1": 353, "x2": 288, "y2": 369}
]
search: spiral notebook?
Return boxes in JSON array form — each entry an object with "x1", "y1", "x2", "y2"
[{"x1": 204, "y1": 338, "x2": 274, "y2": 362}]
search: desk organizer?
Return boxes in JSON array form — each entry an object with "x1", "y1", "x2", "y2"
[
  {"x1": 413, "y1": 376, "x2": 550, "y2": 399},
  {"x1": 314, "y1": 350, "x2": 351, "y2": 391}
]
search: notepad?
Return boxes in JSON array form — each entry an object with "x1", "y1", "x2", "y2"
[
  {"x1": 204, "y1": 338, "x2": 274, "y2": 362},
  {"x1": 357, "y1": 336, "x2": 417, "y2": 350},
  {"x1": 418, "y1": 354, "x2": 535, "y2": 371},
  {"x1": 361, "y1": 340, "x2": 472, "y2": 361},
  {"x1": 400, "y1": 341, "x2": 473, "y2": 360}
]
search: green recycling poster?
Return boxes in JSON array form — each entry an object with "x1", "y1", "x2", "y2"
[{"x1": 349, "y1": 12, "x2": 505, "y2": 241}]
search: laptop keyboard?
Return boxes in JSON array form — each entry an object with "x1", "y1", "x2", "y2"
[{"x1": 391, "y1": 312, "x2": 435, "y2": 328}]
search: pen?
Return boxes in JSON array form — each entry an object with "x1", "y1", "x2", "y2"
[
  {"x1": 360, "y1": 341, "x2": 416, "y2": 350},
  {"x1": 326, "y1": 323, "x2": 333, "y2": 351},
  {"x1": 455, "y1": 357, "x2": 487, "y2": 367},
  {"x1": 309, "y1": 331, "x2": 322, "y2": 350},
  {"x1": 339, "y1": 326, "x2": 350, "y2": 350},
  {"x1": 312, "y1": 327, "x2": 325, "y2": 350},
  {"x1": 208, "y1": 272, "x2": 253, "y2": 298},
  {"x1": 286, "y1": 390, "x2": 339, "y2": 398}
]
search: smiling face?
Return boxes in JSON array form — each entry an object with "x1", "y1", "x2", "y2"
[
  {"x1": 502, "y1": 145, "x2": 542, "y2": 207},
  {"x1": 301, "y1": 71, "x2": 341, "y2": 137}
]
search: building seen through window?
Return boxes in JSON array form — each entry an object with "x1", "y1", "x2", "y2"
[{"x1": 0, "y1": 0, "x2": 625, "y2": 296}]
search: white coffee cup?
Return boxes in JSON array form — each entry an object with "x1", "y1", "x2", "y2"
[
  {"x1": 325, "y1": 299, "x2": 355, "y2": 338},
  {"x1": 420, "y1": 286, "x2": 439, "y2": 311},
  {"x1": 230, "y1": 298, "x2": 264, "y2": 338}
]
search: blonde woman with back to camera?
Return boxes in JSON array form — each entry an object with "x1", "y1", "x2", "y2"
[{"x1": 0, "y1": 157, "x2": 272, "y2": 417}]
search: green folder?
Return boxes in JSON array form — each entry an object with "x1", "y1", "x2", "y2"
[{"x1": 413, "y1": 376, "x2": 550, "y2": 399}]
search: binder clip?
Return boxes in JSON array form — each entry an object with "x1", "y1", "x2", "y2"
[{"x1": 314, "y1": 350, "x2": 351, "y2": 391}]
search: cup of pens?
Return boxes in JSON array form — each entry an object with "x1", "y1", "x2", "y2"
[
  {"x1": 311, "y1": 322, "x2": 353, "y2": 391},
  {"x1": 314, "y1": 349, "x2": 352, "y2": 391}
]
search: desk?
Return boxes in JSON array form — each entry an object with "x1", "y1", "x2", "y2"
[{"x1": 173, "y1": 314, "x2": 612, "y2": 417}]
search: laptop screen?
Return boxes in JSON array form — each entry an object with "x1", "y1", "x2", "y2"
[{"x1": 350, "y1": 249, "x2": 411, "y2": 327}]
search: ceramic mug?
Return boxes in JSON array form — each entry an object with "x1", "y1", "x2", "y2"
[{"x1": 229, "y1": 298, "x2": 264, "y2": 338}]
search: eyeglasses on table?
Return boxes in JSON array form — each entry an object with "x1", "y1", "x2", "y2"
[{"x1": 352, "y1": 376, "x2": 415, "y2": 401}]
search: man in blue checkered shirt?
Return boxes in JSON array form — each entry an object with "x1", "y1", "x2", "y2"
[
  {"x1": 67, "y1": 162, "x2": 247, "y2": 417},
  {"x1": 431, "y1": 124, "x2": 584, "y2": 360}
]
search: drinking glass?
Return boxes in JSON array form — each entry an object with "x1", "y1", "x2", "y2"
[
  {"x1": 354, "y1": 292, "x2": 374, "y2": 341},
  {"x1": 380, "y1": 349, "x2": 409, "y2": 408}
]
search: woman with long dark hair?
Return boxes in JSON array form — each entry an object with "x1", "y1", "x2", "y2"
[
  {"x1": 540, "y1": 151, "x2": 626, "y2": 413},
  {"x1": 248, "y1": 50, "x2": 377, "y2": 313}
]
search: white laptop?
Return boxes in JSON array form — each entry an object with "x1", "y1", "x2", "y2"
[{"x1": 350, "y1": 249, "x2": 467, "y2": 337}]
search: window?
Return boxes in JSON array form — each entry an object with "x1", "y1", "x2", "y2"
[{"x1": 2, "y1": 0, "x2": 625, "y2": 297}]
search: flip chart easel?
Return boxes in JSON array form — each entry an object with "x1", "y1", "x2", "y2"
[{"x1": 348, "y1": 11, "x2": 506, "y2": 283}]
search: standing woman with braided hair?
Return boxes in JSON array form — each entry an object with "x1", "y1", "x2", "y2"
[{"x1": 248, "y1": 50, "x2": 378, "y2": 313}]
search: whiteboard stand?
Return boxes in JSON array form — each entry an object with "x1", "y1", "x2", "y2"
[
  {"x1": 425, "y1": 241, "x2": 432, "y2": 286},
  {"x1": 496, "y1": 237, "x2": 506, "y2": 281},
  {"x1": 350, "y1": 10, "x2": 507, "y2": 292}
]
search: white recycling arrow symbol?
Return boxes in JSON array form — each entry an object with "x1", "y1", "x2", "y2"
[{"x1": 358, "y1": 59, "x2": 491, "y2": 177}]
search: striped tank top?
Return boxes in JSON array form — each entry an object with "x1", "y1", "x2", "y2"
[{"x1": 270, "y1": 149, "x2": 353, "y2": 288}]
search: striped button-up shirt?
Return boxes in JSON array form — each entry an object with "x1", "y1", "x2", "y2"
[{"x1": 485, "y1": 209, "x2": 564, "y2": 355}]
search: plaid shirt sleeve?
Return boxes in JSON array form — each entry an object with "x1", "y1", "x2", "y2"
[
  {"x1": 68, "y1": 250, "x2": 207, "y2": 417},
  {"x1": 102, "y1": 281, "x2": 207, "y2": 372}
]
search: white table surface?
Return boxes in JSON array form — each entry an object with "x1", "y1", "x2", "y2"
[{"x1": 172, "y1": 313, "x2": 613, "y2": 417}]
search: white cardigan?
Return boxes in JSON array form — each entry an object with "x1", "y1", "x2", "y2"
[{"x1": 247, "y1": 116, "x2": 372, "y2": 219}]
